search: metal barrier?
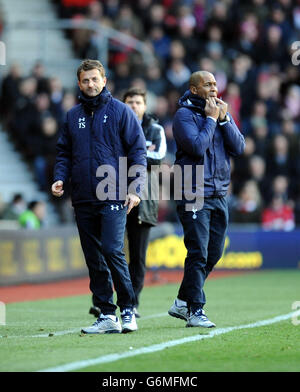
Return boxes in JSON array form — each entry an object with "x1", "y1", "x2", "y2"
[{"x1": 3, "y1": 18, "x2": 156, "y2": 81}]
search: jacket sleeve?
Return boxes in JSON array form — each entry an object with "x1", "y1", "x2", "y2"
[
  {"x1": 146, "y1": 123, "x2": 167, "y2": 167},
  {"x1": 219, "y1": 114, "x2": 245, "y2": 156},
  {"x1": 172, "y1": 108, "x2": 216, "y2": 159},
  {"x1": 53, "y1": 115, "x2": 72, "y2": 183}
]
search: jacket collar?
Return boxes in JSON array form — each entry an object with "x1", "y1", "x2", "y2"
[
  {"x1": 178, "y1": 90, "x2": 206, "y2": 115},
  {"x1": 142, "y1": 112, "x2": 158, "y2": 129},
  {"x1": 78, "y1": 87, "x2": 111, "y2": 114}
]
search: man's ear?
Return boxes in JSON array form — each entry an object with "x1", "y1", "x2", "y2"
[{"x1": 190, "y1": 85, "x2": 197, "y2": 95}]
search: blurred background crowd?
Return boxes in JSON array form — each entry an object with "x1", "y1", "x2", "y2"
[{"x1": 0, "y1": 0, "x2": 300, "y2": 231}]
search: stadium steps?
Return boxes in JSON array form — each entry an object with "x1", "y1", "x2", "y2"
[
  {"x1": 0, "y1": 0, "x2": 76, "y2": 88},
  {"x1": 0, "y1": 126, "x2": 59, "y2": 226}
]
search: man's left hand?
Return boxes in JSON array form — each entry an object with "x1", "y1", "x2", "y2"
[
  {"x1": 124, "y1": 193, "x2": 141, "y2": 214},
  {"x1": 215, "y1": 97, "x2": 228, "y2": 121}
]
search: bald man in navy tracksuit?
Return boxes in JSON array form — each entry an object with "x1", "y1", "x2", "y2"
[
  {"x1": 52, "y1": 60, "x2": 147, "y2": 334},
  {"x1": 168, "y1": 71, "x2": 245, "y2": 328}
]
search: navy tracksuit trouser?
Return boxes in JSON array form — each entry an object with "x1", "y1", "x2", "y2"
[
  {"x1": 176, "y1": 196, "x2": 228, "y2": 312},
  {"x1": 74, "y1": 202, "x2": 135, "y2": 315}
]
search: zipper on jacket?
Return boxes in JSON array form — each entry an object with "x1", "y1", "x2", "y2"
[
  {"x1": 212, "y1": 132, "x2": 217, "y2": 194},
  {"x1": 89, "y1": 111, "x2": 95, "y2": 198}
]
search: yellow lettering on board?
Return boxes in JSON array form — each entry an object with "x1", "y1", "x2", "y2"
[
  {"x1": 147, "y1": 235, "x2": 186, "y2": 268},
  {"x1": 146, "y1": 234, "x2": 263, "y2": 270},
  {"x1": 216, "y1": 236, "x2": 263, "y2": 269},
  {"x1": 46, "y1": 238, "x2": 66, "y2": 272},
  {"x1": 0, "y1": 241, "x2": 17, "y2": 276},
  {"x1": 69, "y1": 237, "x2": 85, "y2": 269},
  {"x1": 22, "y1": 240, "x2": 42, "y2": 274}
]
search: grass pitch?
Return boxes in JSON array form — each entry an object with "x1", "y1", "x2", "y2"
[{"x1": 0, "y1": 270, "x2": 299, "y2": 372}]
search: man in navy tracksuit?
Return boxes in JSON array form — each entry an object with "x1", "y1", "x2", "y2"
[
  {"x1": 52, "y1": 60, "x2": 147, "y2": 334},
  {"x1": 168, "y1": 71, "x2": 245, "y2": 328},
  {"x1": 89, "y1": 87, "x2": 167, "y2": 319}
]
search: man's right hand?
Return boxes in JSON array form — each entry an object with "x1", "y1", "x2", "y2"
[
  {"x1": 51, "y1": 180, "x2": 64, "y2": 197},
  {"x1": 205, "y1": 97, "x2": 220, "y2": 120}
]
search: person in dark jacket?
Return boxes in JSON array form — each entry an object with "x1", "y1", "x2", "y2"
[
  {"x1": 90, "y1": 87, "x2": 167, "y2": 319},
  {"x1": 124, "y1": 87, "x2": 166, "y2": 317},
  {"x1": 168, "y1": 71, "x2": 245, "y2": 328},
  {"x1": 52, "y1": 59, "x2": 147, "y2": 334}
]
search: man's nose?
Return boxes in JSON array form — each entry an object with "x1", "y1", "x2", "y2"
[{"x1": 88, "y1": 80, "x2": 94, "y2": 87}]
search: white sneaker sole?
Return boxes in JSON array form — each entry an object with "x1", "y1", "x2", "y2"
[
  {"x1": 122, "y1": 325, "x2": 138, "y2": 333},
  {"x1": 81, "y1": 328, "x2": 121, "y2": 334},
  {"x1": 168, "y1": 310, "x2": 188, "y2": 321},
  {"x1": 186, "y1": 321, "x2": 216, "y2": 328}
]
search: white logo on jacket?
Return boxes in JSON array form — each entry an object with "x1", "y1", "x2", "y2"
[{"x1": 79, "y1": 117, "x2": 86, "y2": 128}]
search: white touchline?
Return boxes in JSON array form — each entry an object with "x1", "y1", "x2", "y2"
[
  {"x1": 0, "y1": 312, "x2": 167, "y2": 339},
  {"x1": 38, "y1": 309, "x2": 300, "y2": 372}
]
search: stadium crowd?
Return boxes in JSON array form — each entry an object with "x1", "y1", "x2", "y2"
[{"x1": 0, "y1": 0, "x2": 300, "y2": 230}]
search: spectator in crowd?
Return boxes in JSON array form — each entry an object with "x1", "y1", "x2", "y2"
[
  {"x1": 146, "y1": 63, "x2": 168, "y2": 96},
  {"x1": 248, "y1": 155, "x2": 271, "y2": 205},
  {"x1": 19, "y1": 200, "x2": 46, "y2": 229},
  {"x1": 262, "y1": 194, "x2": 295, "y2": 231},
  {"x1": 270, "y1": 174, "x2": 291, "y2": 203},
  {"x1": 165, "y1": 58, "x2": 191, "y2": 92},
  {"x1": 231, "y1": 135, "x2": 256, "y2": 194},
  {"x1": 256, "y1": 24, "x2": 289, "y2": 69},
  {"x1": 31, "y1": 62, "x2": 50, "y2": 94},
  {"x1": 33, "y1": 115, "x2": 59, "y2": 191},
  {"x1": 0, "y1": 63, "x2": 22, "y2": 125},
  {"x1": 1, "y1": 193, "x2": 26, "y2": 221},
  {"x1": 231, "y1": 179, "x2": 263, "y2": 224},
  {"x1": 266, "y1": 133, "x2": 293, "y2": 179}
]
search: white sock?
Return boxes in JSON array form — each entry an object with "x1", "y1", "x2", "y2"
[{"x1": 176, "y1": 298, "x2": 187, "y2": 307}]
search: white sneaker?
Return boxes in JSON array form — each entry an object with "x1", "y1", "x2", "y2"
[
  {"x1": 121, "y1": 309, "x2": 138, "y2": 333},
  {"x1": 168, "y1": 299, "x2": 188, "y2": 321},
  {"x1": 81, "y1": 314, "x2": 122, "y2": 334},
  {"x1": 186, "y1": 309, "x2": 216, "y2": 328}
]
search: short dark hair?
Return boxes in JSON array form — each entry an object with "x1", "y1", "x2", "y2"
[
  {"x1": 189, "y1": 70, "x2": 213, "y2": 88},
  {"x1": 12, "y1": 193, "x2": 23, "y2": 203},
  {"x1": 123, "y1": 87, "x2": 147, "y2": 104},
  {"x1": 28, "y1": 201, "x2": 39, "y2": 211},
  {"x1": 77, "y1": 59, "x2": 105, "y2": 81}
]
